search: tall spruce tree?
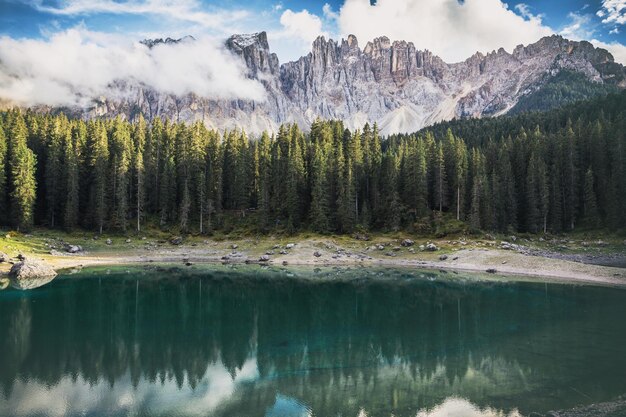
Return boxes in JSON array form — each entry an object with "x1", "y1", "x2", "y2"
[
  {"x1": 8, "y1": 111, "x2": 37, "y2": 231},
  {"x1": 0, "y1": 121, "x2": 7, "y2": 225},
  {"x1": 63, "y1": 129, "x2": 79, "y2": 229}
]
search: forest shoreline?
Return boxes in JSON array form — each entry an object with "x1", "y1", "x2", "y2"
[{"x1": 25, "y1": 237, "x2": 626, "y2": 287}]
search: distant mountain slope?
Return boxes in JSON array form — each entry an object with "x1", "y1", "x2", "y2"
[
  {"x1": 27, "y1": 33, "x2": 626, "y2": 134},
  {"x1": 413, "y1": 90, "x2": 626, "y2": 149},
  {"x1": 508, "y1": 70, "x2": 619, "y2": 114}
]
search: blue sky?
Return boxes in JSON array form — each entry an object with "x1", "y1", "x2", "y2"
[{"x1": 0, "y1": 0, "x2": 624, "y2": 63}]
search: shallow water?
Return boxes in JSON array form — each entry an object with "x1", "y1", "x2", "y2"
[{"x1": 1, "y1": 265, "x2": 625, "y2": 417}]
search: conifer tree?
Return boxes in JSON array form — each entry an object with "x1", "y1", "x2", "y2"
[
  {"x1": 286, "y1": 126, "x2": 305, "y2": 231},
  {"x1": 205, "y1": 130, "x2": 223, "y2": 232},
  {"x1": 45, "y1": 116, "x2": 66, "y2": 227},
  {"x1": 8, "y1": 111, "x2": 37, "y2": 231},
  {"x1": 0, "y1": 121, "x2": 7, "y2": 225},
  {"x1": 348, "y1": 129, "x2": 363, "y2": 221},
  {"x1": 63, "y1": 130, "x2": 79, "y2": 229},
  {"x1": 469, "y1": 149, "x2": 487, "y2": 230},
  {"x1": 133, "y1": 115, "x2": 146, "y2": 232},
  {"x1": 88, "y1": 122, "x2": 109, "y2": 234},
  {"x1": 434, "y1": 143, "x2": 448, "y2": 212},
  {"x1": 111, "y1": 118, "x2": 133, "y2": 231},
  {"x1": 257, "y1": 132, "x2": 272, "y2": 229},
  {"x1": 583, "y1": 168, "x2": 599, "y2": 227},
  {"x1": 310, "y1": 142, "x2": 330, "y2": 233}
]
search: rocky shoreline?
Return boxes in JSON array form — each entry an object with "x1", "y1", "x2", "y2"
[{"x1": 2, "y1": 234, "x2": 625, "y2": 288}]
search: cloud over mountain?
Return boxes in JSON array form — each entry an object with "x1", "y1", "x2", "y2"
[
  {"x1": 0, "y1": 27, "x2": 266, "y2": 107},
  {"x1": 335, "y1": 0, "x2": 553, "y2": 63}
]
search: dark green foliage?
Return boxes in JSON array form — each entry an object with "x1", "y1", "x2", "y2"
[
  {"x1": 0, "y1": 121, "x2": 7, "y2": 225},
  {"x1": 6, "y1": 110, "x2": 37, "y2": 231},
  {"x1": 510, "y1": 70, "x2": 617, "y2": 114},
  {"x1": 0, "y1": 90, "x2": 624, "y2": 234}
]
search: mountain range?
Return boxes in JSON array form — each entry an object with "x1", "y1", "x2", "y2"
[{"x1": 81, "y1": 32, "x2": 626, "y2": 134}]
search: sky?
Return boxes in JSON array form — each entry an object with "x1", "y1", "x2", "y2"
[{"x1": 0, "y1": 0, "x2": 625, "y2": 106}]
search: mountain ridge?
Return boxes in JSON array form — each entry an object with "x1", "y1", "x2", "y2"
[{"x1": 34, "y1": 32, "x2": 626, "y2": 134}]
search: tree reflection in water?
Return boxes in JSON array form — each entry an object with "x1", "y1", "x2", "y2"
[{"x1": 0, "y1": 265, "x2": 625, "y2": 417}]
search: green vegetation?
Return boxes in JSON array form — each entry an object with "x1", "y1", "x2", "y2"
[
  {"x1": 0, "y1": 91, "x2": 625, "y2": 237},
  {"x1": 509, "y1": 70, "x2": 618, "y2": 114}
]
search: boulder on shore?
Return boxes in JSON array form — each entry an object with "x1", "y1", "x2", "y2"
[
  {"x1": 401, "y1": 239, "x2": 415, "y2": 247},
  {"x1": 66, "y1": 244, "x2": 83, "y2": 254},
  {"x1": 9, "y1": 260, "x2": 57, "y2": 290},
  {"x1": 425, "y1": 243, "x2": 438, "y2": 252}
]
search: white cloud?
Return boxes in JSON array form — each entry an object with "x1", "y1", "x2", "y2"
[
  {"x1": 268, "y1": 9, "x2": 330, "y2": 62},
  {"x1": 610, "y1": 27, "x2": 621, "y2": 34},
  {"x1": 0, "y1": 26, "x2": 266, "y2": 107},
  {"x1": 591, "y1": 39, "x2": 626, "y2": 64},
  {"x1": 597, "y1": 0, "x2": 626, "y2": 25},
  {"x1": 514, "y1": 3, "x2": 543, "y2": 23},
  {"x1": 336, "y1": 0, "x2": 553, "y2": 63},
  {"x1": 323, "y1": 3, "x2": 339, "y2": 21},
  {"x1": 24, "y1": 0, "x2": 251, "y2": 32},
  {"x1": 559, "y1": 12, "x2": 596, "y2": 40},
  {"x1": 278, "y1": 9, "x2": 327, "y2": 45}
]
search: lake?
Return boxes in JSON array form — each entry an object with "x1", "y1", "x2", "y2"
[{"x1": 1, "y1": 265, "x2": 625, "y2": 416}]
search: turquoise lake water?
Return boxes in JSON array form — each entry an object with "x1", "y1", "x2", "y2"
[{"x1": 1, "y1": 265, "x2": 625, "y2": 416}]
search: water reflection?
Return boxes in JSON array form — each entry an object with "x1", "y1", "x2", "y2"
[
  {"x1": 8, "y1": 273, "x2": 56, "y2": 290},
  {"x1": 0, "y1": 266, "x2": 625, "y2": 416}
]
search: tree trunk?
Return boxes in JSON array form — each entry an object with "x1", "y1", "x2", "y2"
[
  {"x1": 456, "y1": 186, "x2": 460, "y2": 220},
  {"x1": 199, "y1": 199, "x2": 203, "y2": 234}
]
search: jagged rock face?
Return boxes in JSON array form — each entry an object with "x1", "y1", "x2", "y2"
[{"x1": 86, "y1": 33, "x2": 626, "y2": 135}]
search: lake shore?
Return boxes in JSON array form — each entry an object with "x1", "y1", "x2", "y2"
[{"x1": 6, "y1": 234, "x2": 623, "y2": 287}]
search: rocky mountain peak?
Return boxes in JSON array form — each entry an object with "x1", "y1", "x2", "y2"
[
  {"x1": 346, "y1": 34, "x2": 358, "y2": 48},
  {"x1": 226, "y1": 32, "x2": 270, "y2": 51},
  {"x1": 85, "y1": 33, "x2": 626, "y2": 135},
  {"x1": 226, "y1": 31, "x2": 279, "y2": 76}
]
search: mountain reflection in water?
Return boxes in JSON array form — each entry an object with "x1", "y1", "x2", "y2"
[{"x1": 0, "y1": 265, "x2": 625, "y2": 417}]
